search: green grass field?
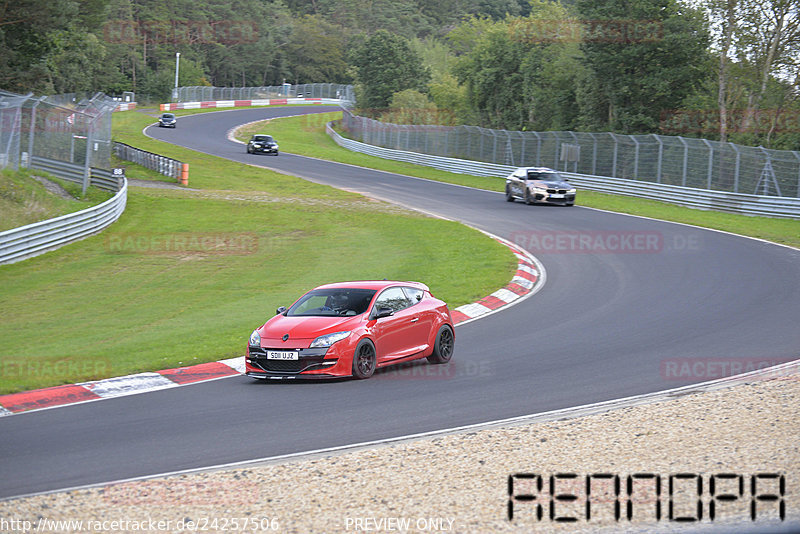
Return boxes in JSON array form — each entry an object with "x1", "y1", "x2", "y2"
[
  {"x1": 0, "y1": 169, "x2": 112, "y2": 232},
  {"x1": 0, "y1": 109, "x2": 515, "y2": 394}
]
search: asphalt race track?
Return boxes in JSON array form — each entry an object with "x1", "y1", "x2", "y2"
[{"x1": 2, "y1": 106, "x2": 799, "y2": 499}]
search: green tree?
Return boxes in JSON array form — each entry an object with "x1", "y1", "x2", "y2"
[
  {"x1": 285, "y1": 15, "x2": 350, "y2": 84},
  {"x1": 452, "y1": 19, "x2": 528, "y2": 129},
  {"x1": 575, "y1": 0, "x2": 710, "y2": 133},
  {"x1": 0, "y1": 0, "x2": 110, "y2": 93},
  {"x1": 349, "y1": 30, "x2": 431, "y2": 109}
]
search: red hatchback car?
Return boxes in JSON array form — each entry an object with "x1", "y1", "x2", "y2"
[{"x1": 246, "y1": 281, "x2": 455, "y2": 380}]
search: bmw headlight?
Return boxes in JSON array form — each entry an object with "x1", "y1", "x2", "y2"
[
  {"x1": 273, "y1": 144, "x2": 279, "y2": 149},
  {"x1": 249, "y1": 329, "x2": 261, "y2": 347},
  {"x1": 310, "y1": 331, "x2": 351, "y2": 348},
  {"x1": 567, "y1": 188, "x2": 577, "y2": 194}
]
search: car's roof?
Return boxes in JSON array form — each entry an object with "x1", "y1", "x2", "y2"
[
  {"x1": 517, "y1": 166, "x2": 558, "y2": 173},
  {"x1": 312, "y1": 280, "x2": 429, "y2": 292}
]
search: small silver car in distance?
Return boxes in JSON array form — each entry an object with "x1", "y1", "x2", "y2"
[
  {"x1": 158, "y1": 113, "x2": 177, "y2": 128},
  {"x1": 505, "y1": 167, "x2": 576, "y2": 206}
]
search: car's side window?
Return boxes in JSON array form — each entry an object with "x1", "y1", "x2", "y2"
[
  {"x1": 374, "y1": 287, "x2": 412, "y2": 313},
  {"x1": 403, "y1": 287, "x2": 424, "y2": 305}
]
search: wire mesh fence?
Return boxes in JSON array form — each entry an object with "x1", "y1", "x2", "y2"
[
  {"x1": 0, "y1": 90, "x2": 117, "y2": 178},
  {"x1": 173, "y1": 84, "x2": 354, "y2": 104},
  {"x1": 341, "y1": 110, "x2": 800, "y2": 198}
]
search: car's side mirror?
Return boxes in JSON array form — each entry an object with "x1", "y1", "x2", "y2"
[
  {"x1": 372, "y1": 306, "x2": 394, "y2": 319},
  {"x1": 276, "y1": 306, "x2": 287, "y2": 315}
]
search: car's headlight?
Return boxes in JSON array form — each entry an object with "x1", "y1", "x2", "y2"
[
  {"x1": 567, "y1": 188, "x2": 577, "y2": 194},
  {"x1": 310, "y1": 331, "x2": 351, "y2": 348},
  {"x1": 249, "y1": 330, "x2": 261, "y2": 347},
  {"x1": 273, "y1": 144, "x2": 279, "y2": 149}
]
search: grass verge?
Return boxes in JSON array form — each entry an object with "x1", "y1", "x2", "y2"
[
  {"x1": 0, "y1": 169, "x2": 112, "y2": 232},
  {"x1": 0, "y1": 111, "x2": 516, "y2": 394}
]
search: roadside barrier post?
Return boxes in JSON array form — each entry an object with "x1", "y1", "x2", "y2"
[{"x1": 181, "y1": 163, "x2": 189, "y2": 186}]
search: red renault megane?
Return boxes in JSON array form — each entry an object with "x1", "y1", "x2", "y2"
[{"x1": 246, "y1": 281, "x2": 455, "y2": 380}]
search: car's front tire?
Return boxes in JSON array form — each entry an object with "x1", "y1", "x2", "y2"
[
  {"x1": 524, "y1": 189, "x2": 534, "y2": 205},
  {"x1": 505, "y1": 185, "x2": 515, "y2": 202},
  {"x1": 352, "y1": 339, "x2": 376, "y2": 379},
  {"x1": 427, "y1": 325, "x2": 454, "y2": 364}
]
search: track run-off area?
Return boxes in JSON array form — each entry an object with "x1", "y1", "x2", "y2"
[{"x1": 1, "y1": 105, "x2": 798, "y2": 500}]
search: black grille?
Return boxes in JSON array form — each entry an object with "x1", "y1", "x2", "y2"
[
  {"x1": 248, "y1": 347, "x2": 328, "y2": 374},
  {"x1": 262, "y1": 359, "x2": 304, "y2": 372}
]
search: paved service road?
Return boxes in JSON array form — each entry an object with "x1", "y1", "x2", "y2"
[{"x1": 2, "y1": 106, "x2": 798, "y2": 499}]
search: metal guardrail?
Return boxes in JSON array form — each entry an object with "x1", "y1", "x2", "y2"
[
  {"x1": 29, "y1": 156, "x2": 121, "y2": 192},
  {"x1": 113, "y1": 141, "x2": 185, "y2": 182},
  {"x1": 326, "y1": 123, "x2": 800, "y2": 219},
  {"x1": 0, "y1": 175, "x2": 127, "y2": 265}
]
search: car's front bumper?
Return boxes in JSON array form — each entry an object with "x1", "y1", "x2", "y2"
[
  {"x1": 532, "y1": 191, "x2": 576, "y2": 204},
  {"x1": 245, "y1": 346, "x2": 346, "y2": 379},
  {"x1": 250, "y1": 146, "x2": 277, "y2": 154}
]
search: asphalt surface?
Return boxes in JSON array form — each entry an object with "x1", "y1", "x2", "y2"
[{"x1": 2, "y1": 106, "x2": 799, "y2": 499}]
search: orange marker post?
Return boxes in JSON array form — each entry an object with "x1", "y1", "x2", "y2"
[{"x1": 180, "y1": 163, "x2": 189, "y2": 186}]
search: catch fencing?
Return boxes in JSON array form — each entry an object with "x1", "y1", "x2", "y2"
[
  {"x1": 173, "y1": 84, "x2": 354, "y2": 105},
  {"x1": 341, "y1": 111, "x2": 800, "y2": 200},
  {"x1": 327, "y1": 123, "x2": 800, "y2": 218},
  {"x1": 0, "y1": 90, "x2": 118, "y2": 194},
  {"x1": 0, "y1": 89, "x2": 127, "y2": 264}
]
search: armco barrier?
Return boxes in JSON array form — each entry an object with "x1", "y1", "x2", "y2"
[
  {"x1": 326, "y1": 123, "x2": 800, "y2": 219},
  {"x1": 0, "y1": 177, "x2": 127, "y2": 265},
  {"x1": 29, "y1": 156, "x2": 120, "y2": 192},
  {"x1": 113, "y1": 141, "x2": 186, "y2": 184}
]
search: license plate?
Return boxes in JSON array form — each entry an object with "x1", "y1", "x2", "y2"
[
  {"x1": 267, "y1": 351, "x2": 298, "y2": 360},
  {"x1": 550, "y1": 194, "x2": 564, "y2": 199}
]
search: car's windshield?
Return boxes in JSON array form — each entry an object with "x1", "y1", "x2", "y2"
[
  {"x1": 253, "y1": 135, "x2": 273, "y2": 142},
  {"x1": 162, "y1": 114, "x2": 174, "y2": 119},
  {"x1": 286, "y1": 288, "x2": 377, "y2": 317},
  {"x1": 527, "y1": 171, "x2": 562, "y2": 181}
]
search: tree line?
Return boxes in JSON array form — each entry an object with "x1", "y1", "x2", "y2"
[{"x1": 1, "y1": 0, "x2": 797, "y2": 148}]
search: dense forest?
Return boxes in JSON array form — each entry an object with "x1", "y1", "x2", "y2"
[{"x1": 1, "y1": 0, "x2": 797, "y2": 148}]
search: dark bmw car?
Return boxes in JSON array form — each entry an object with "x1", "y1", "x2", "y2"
[
  {"x1": 505, "y1": 167, "x2": 576, "y2": 206},
  {"x1": 158, "y1": 113, "x2": 177, "y2": 128},
  {"x1": 246, "y1": 134, "x2": 279, "y2": 155}
]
